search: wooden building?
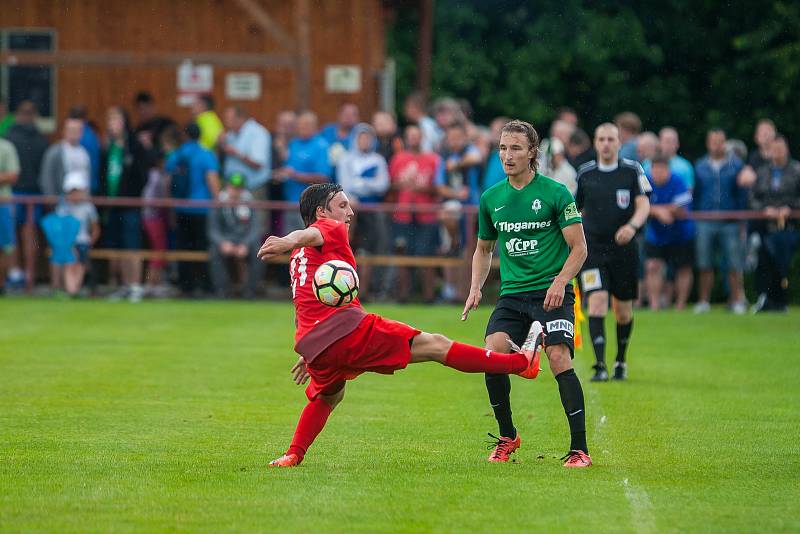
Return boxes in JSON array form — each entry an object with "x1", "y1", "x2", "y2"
[{"x1": 1, "y1": 0, "x2": 390, "y2": 133}]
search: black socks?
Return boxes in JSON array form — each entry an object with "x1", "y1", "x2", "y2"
[
  {"x1": 588, "y1": 316, "x2": 606, "y2": 367},
  {"x1": 485, "y1": 373, "x2": 516, "y2": 439},
  {"x1": 616, "y1": 320, "x2": 633, "y2": 363},
  {"x1": 555, "y1": 369, "x2": 588, "y2": 453}
]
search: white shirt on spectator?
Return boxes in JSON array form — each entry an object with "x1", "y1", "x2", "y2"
[
  {"x1": 62, "y1": 142, "x2": 90, "y2": 177},
  {"x1": 223, "y1": 118, "x2": 271, "y2": 190}
]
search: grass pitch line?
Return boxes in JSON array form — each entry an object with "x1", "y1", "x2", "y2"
[
  {"x1": 623, "y1": 478, "x2": 656, "y2": 534},
  {"x1": 587, "y1": 384, "x2": 656, "y2": 534}
]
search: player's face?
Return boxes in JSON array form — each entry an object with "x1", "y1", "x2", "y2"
[
  {"x1": 594, "y1": 126, "x2": 620, "y2": 163},
  {"x1": 498, "y1": 132, "x2": 533, "y2": 177},
  {"x1": 320, "y1": 191, "x2": 354, "y2": 226}
]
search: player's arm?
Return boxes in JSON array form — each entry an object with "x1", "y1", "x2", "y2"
[
  {"x1": 461, "y1": 238, "x2": 495, "y2": 321},
  {"x1": 257, "y1": 227, "x2": 324, "y2": 261},
  {"x1": 543, "y1": 223, "x2": 587, "y2": 312}
]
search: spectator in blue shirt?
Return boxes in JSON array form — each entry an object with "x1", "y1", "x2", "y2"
[
  {"x1": 692, "y1": 128, "x2": 749, "y2": 314},
  {"x1": 220, "y1": 106, "x2": 271, "y2": 199},
  {"x1": 644, "y1": 153, "x2": 695, "y2": 311},
  {"x1": 643, "y1": 127, "x2": 695, "y2": 190},
  {"x1": 274, "y1": 111, "x2": 331, "y2": 232},
  {"x1": 483, "y1": 116, "x2": 510, "y2": 191},
  {"x1": 166, "y1": 123, "x2": 221, "y2": 295},
  {"x1": 320, "y1": 102, "x2": 359, "y2": 179},
  {"x1": 437, "y1": 121, "x2": 483, "y2": 302},
  {"x1": 615, "y1": 111, "x2": 642, "y2": 161}
]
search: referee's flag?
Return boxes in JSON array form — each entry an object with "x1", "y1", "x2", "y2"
[{"x1": 574, "y1": 282, "x2": 585, "y2": 350}]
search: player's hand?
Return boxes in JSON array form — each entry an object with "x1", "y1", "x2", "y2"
[
  {"x1": 291, "y1": 357, "x2": 310, "y2": 385},
  {"x1": 615, "y1": 224, "x2": 636, "y2": 245},
  {"x1": 257, "y1": 235, "x2": 291, "y2": 261},
  {"x1": 543, "y1": 277, "x2": 567, "y2": 312},
  {"x1": 461, "y1": 288, "x2": 482, "y2": 321}
]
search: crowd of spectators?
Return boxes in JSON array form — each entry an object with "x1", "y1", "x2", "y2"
[{"x1": 0, "y1": 92, "x2": 797, "y2": 310}]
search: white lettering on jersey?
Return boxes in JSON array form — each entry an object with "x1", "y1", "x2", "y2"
[{"x1": 290, "y1": 247, "x2": 308, "y2": 298}]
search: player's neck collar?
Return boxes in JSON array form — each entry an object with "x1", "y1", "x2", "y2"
[
  {"x1": 507, "y1": 171, "x2": 536, "y2": 190},
  {"x1": 598, "y1": 160, "x2": 619, "y2": 172}
]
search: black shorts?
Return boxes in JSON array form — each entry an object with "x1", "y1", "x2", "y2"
[
  {"x1": 485, "y1": 287, "x2": 576, "y2": 359},
  {"x1": 645, "y1": 240, "x2": 694, "y2": 269},
  {"x1": 580, "y1": 241, "x2": 638, "y2": 301}
]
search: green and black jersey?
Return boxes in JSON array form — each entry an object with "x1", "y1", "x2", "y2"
[{"x1": 478, "y1": 173, "x2": 582, "y2": 295}]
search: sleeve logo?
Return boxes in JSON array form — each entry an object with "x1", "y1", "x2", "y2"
[{"x1": 563, "y1": 202, "x2": 580, "y2": 220}]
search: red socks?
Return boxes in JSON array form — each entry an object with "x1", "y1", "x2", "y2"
[
  {"x1": 286, "y1": 397, "x2": 334, "y2": 461},
  {"x1": 444, "y1": 342, "x2": 528, "y2": 374}
]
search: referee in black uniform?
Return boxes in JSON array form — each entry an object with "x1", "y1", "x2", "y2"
[{"x1": 575, "y1": 123, "x2": 651, "y2": 381}]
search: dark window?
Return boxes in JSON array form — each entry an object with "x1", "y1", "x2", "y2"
[{"x1": 2, "y1": 30, "x2": 56, "y2": 118}]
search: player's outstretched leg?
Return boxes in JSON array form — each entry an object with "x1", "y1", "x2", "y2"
[
  {"x1": 269, "y1": 385, "x2": 344, "y2": 468},
  {"x1": 409, "y1": 331, "x2": 541, "y2": 378}
]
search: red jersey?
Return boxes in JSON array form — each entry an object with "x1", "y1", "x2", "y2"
[
  {"x1": 388, "y1": 150, "x2": 442, "y2": 225},
  {"x1": 290, "y1": 218, "x2": 366, "y2": 361}
]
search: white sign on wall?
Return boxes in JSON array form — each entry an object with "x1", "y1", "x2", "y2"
[
  {"x1": 177, "y1": 61, "x2": 213, "y2": 106},
  {"x1": 226, "y1": 73, "x2": 262, "y2": 100},
  {"x1": 325, "y1": 65, "x2": 361, "y2": 94}
]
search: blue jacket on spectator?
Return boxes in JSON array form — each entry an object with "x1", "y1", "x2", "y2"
[
  {"x1": 166, "y1": 140, "x2": 219, "y2": 215},
  {"x1": 646, "y1": 173, "x2": 695, "y2": 246},
  {"x1": 693, "y1": 155, "x2": 747, "y2": 212},
  {"x1": 284, "y1": 135, "x2": 331, "y2": 202},
  {"x1": 80, "y1": 122, "x2": 101, "y2": 194}
]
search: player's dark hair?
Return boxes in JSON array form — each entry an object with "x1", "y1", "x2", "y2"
[
  {"x1": 300, "y1": 183, "x2": 344, "y2": 227},
  {"x1": 500, "y1": 119, "x2": 540, "y2": 172}
]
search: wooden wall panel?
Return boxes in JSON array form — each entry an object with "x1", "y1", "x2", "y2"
[{"x1": 1, "y1": 0, "x2": 386, "y2": 136}]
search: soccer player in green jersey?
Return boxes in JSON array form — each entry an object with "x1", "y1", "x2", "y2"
[{"x1": 461, "y1": 119, "x2": 592, "y2": 467}]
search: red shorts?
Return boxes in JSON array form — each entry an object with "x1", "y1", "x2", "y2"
[{"x1": 304, "y1": 313, "x2": 421, "y2": 400}]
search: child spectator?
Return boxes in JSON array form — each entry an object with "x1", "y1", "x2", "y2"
[{"x1": 52, "y1": 172, "x2": 100, "y2": 297}]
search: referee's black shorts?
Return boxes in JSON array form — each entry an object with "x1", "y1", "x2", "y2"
[
  {"x1": 580, "y1": 241, "x2": 639, "y2": 301},
  {"x1": 485, "y1": 287, "x2": 576, "y2": 359}
]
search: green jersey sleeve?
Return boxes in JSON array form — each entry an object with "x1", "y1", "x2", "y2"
[
  {"x1": 478, "y1": 195, "x2": 498, "y2": 241},
  {"x1": 556, "y1": 186, "x2": 582, "y2": 229}
]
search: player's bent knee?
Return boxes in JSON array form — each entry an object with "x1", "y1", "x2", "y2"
[
  {"x1": 485, "y1": 332, "x2": 511, "y2": 352},
  {"x1": 410, "y1": 332, "x2": 451, "y2": 363},
  {"x1": 545, "y1": 344, "x2": 573, "y2": 375},
  {"x1": 588, "y1": 295, "x2": 608, "y2": 316},
  {"x1": 321, "y1": 386, "x2": 345, "y2": 410}
]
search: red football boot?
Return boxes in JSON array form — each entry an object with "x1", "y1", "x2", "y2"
[
  {"x1": 487, "y1": 433, "x2": 521, "y2": 462},
  {"x1": 517, "y1": 321, "x2": 544, "y2": 379},
  {"x1": 269, "y1": 453, "x2": 301, "y2": 467},
  {"x1": 561, "y1": 450, "x2": 592, "y2": 468}
]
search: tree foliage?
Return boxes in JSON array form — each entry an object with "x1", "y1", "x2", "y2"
[{"x1": 388, "y1": 0, "x2": 800, "y2": 158}]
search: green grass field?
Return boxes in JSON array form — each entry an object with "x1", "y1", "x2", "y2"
[{"x1": 1, "y1": 298, "x2": 798, "y2": 533}]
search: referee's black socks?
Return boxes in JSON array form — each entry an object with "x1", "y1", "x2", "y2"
[
  {"x1": 588, "y1": 316, "x2": 606, "y2": 367},
  {"x1": 616, "y1": 320, "x2": 633, "y2": 363},
  {"x1": 555, "y1": 369, "x2": 587, "y2": 454},
  {"x1": 485, "y1": 373, "x2": 516, "y2": 439}
]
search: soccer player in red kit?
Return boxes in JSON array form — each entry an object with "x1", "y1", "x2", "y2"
[{"x1": 258, "y1": 183, "x2": 544, "y2": 467}]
